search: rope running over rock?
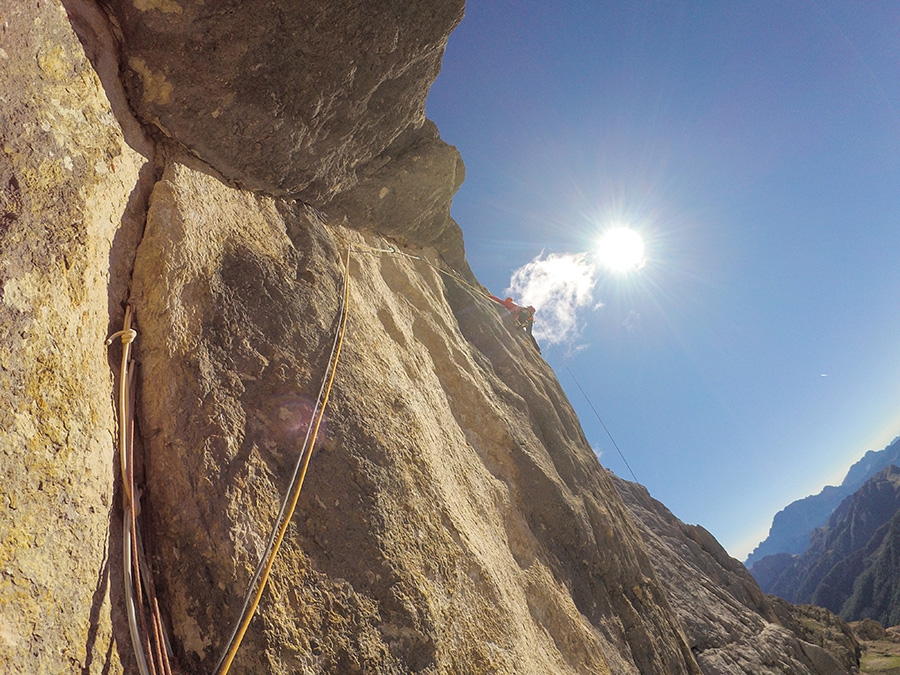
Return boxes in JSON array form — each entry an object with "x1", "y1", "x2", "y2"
[
  {"x1": 115, "y1": 232, "x2": 604, "y2": 675},
  {"x1": 214, "y1": 243, "x2": 352, "y2": 675},
  {"x1": 107, "y1": 305, "x2": 174, "y2": 675}
]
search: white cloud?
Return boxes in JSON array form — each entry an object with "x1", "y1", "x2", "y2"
[{"x1": 506, "y1": 251, "x2": 599, "y2": 345}]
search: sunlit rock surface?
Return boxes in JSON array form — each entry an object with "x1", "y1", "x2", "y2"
[
  {"x1": 130, "y1": 160, "x2": 698, "y2": 674},
  {"x1": 612, "y1": 475, "x2": 859, "y2": 674},
  {"x1": 0, "y1": 2, "x2": 149, "y2": 673},
  {"x1": 0, "y1": 1, "x2": 863, "y2": 674}
]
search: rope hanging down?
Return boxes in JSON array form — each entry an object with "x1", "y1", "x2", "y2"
[
  {"x1": 216, "y1": 237, "x2": 488, "y2": 673},
  {"x1": 551, "y1": 345, "x2": 639, "y2": 484},
  {"x1": 106, "y1": 305, "x2": 175, "y2": 675},
  {"x1": 214, "y1": 244, "x2": 352, "y2": 675}
]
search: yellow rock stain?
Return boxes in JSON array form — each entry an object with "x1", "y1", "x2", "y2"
[{"x1": 128, "y1": 57, "x2": 174, "y2": 105}]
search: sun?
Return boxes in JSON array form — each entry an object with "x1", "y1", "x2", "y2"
[{"x1": 596, "y1": 227, "x2": 645, "y2": 272}]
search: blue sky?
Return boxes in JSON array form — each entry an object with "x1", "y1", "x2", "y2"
[{"x1": 426, "y1": 1, "x2": 900, "y2": 559}]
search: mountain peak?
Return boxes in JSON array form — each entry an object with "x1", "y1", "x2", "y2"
[
  {"x1": 746, "y1": 436, "x2": 900, "y2": 568},
  {"x1": 752, "y1": 465, "x2": 900, "y2": 626}
]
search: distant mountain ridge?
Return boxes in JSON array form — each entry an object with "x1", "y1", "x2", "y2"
[
  {"x1": 750, "y1": 465, "x2": 900, "y2": 626},
  {"x1": 745, "y1": 436, "x2": 900, "y2": 568}
]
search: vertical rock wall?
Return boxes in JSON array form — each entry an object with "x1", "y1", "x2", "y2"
[
  {"x1": 129, "y1": 161, "x2": 700, "y2": 674},
  {"x1": 0, "y1": 2, "x2": 148, "y2": 673}
]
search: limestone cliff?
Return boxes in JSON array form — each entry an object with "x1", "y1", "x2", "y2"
[
  {"x1": 0, "y1": 1, "x2": 859, "y2": 674},
  {"x1": 612, "y1": 475, "x2": 860, "y2": 674},
  {"x1": 746, "y1": 437, "x2": 900, "y2": 569},
  {"x1": 0, "y1": 2, "x2": 150, "y2": 672}
]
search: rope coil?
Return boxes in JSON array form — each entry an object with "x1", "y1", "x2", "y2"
[{"x1": 107, "y1": 305, "x2": 174, "y2": 675}]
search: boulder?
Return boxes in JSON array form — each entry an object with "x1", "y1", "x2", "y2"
[
  {"x1": 850, "y1": 618, "x2": 886, "y2": 642},
  {"x1": 101, "y1": 0, "x2": 465, "y2": 201}
]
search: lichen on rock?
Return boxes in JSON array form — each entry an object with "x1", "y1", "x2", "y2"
[{"x1": 0, "y1": 2, "x2": 148, "y2": 673}]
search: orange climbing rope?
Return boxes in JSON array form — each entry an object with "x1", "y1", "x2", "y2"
[
  {"x1": 107, "y1": 305, "x2": 174, "y2": 675},
  {"x1": 214, "y1": 244, "x2": 352, "y2": 675},
  {"x1": 110, "y1": 232, "x2": 522, "y2": 675}
]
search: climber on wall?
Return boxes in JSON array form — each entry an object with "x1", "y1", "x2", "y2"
[{"x1": 488, "y1": 294, "x2": 541, "y2": 353}]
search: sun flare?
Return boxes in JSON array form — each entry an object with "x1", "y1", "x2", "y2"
[{"x1": 596, "y1": 227, "x2": 645, "y2": 272}]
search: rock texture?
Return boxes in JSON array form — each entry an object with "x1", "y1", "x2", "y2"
[
  {"x1": 1, "y1": 1, "x2": 867, "y2": 674},
  {"x1": 746, "y1": 437, "x2": 900, "y2": 568},
  {"x1": 759, "y1": 466, "x2": 900, "y2": 627},
  {"x1": 129, "y1": 160, "x2": 699, "y2": 674},
  {"x1": 839, "y1": 509, "x2": 900, "y2": 626},
  {"x1": 612, "y1": 475, "x2": 859, "y2": 674},
  {"x1": 0, "y1": 1, "x2": 150, "y2": 673},
  {"x1": 326, "y1": 119, "x2": 470, "y2": 274},
  {"x1": 101, "y1": 0, "x2": 465, "y2": 201}
]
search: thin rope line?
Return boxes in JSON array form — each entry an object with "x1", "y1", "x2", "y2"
[
  {"x1": 108, "y1": 306, "x2": 153, "y2": 675},
  {"x1": 349, "y1": 233, "x2": 636, "y2": 485},
  {"x1": 554, "y1": 349, "x2": 639, "y2": 484},
  {"x1": 215, "y1": 244, "x2": 352, "y2": 675},
  {"x1": 343, "y1": 234, "x2": 488, "y2": 299}
]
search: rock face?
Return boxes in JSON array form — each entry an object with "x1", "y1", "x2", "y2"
[
  {"x1": 612, "y1": 475, "x2": 859, "y2": 674},
  {"x1": 1, "y1": 2, "x2": 864, "y2": 674},
  {"x1": 325, "y1": 119, "x2": 470, "y2": 274},
  {"x1": 129, "y1": 160, "x2": 698, "y2": 674},
  {"x1": 746, "y1": 437, "x2": 900, "y2": 569},
  {"x1": 100, "y1": 0, "x2": 465, "y2": 201},
  {"x1": 0, "y1": 2, "x2": 151, "y2": 673},
  {"x1": 746, "y1": 488, "x2": 849, "y2": 568},
  {"x1": 840, "y1": 509, "x2": 900, "y2": 626},
  {"x1": 758, "y1": 466, "x2": 900, "y2": 627}
]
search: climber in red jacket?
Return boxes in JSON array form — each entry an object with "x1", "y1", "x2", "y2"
[{"x1": 488, "y1": 295, "x2": 540, "y2": 353}]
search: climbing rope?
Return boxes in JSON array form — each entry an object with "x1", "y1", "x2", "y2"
[
  {"x1": 106, "y1": 305, "x2": 174, "y2": 675},
  {"x1": 550, "y1": 344, "x2": 639, "y2": 483},
  {"x1": 347, "y1": 238, "x2": 489, "y2": 299},
  {"x1": 214, "y1": 244, "x2": 352, "y2": 675},
  {"x1": 352, "y1": 234, "x2": 636, "y2": 485},
  {"x1": 214, "y1": 235, "x2": 501, "y2": 673},
  {"x1": 112, "y1": 228, "x2": 623, "y2": 675}
]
